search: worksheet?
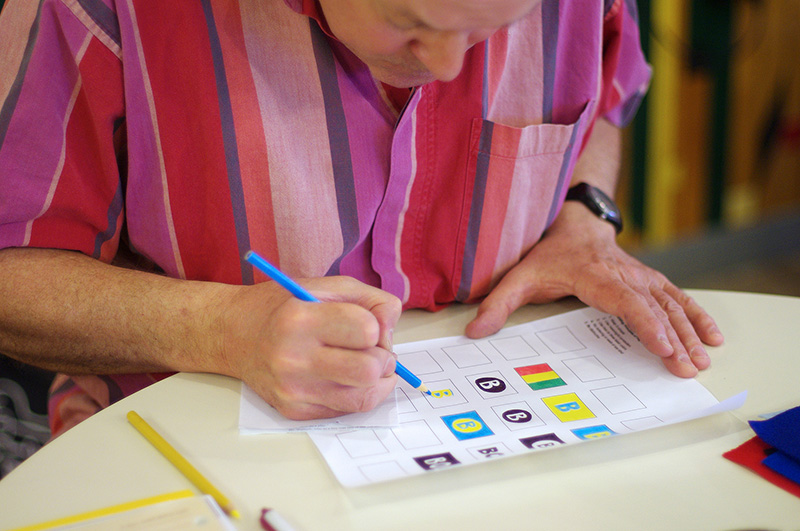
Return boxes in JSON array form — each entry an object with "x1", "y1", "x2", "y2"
[
  {"x1": 240, "y1": 383, "x2": 397, "y2": 433},
  {"x1": 307, "y1": 307, "x2": 746, "y2": 487}
]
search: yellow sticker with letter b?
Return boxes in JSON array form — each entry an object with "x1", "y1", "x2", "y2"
[{"x1": 542, "y1": 393, "x2": 595, "y2": 422}]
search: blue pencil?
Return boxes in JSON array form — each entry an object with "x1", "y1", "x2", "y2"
[{"x1": 244, "y1": 250, "x2": 431, "y2": 395}]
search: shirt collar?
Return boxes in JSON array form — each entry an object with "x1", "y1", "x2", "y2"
[{"x1": 284, "y1": 0, "x2": 333, "y2": 36}]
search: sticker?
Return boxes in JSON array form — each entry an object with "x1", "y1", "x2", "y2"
[
  {"x1": 413, "y1": 452, "x2": 461, "y2": 471},
  {"x1": 515, "y1": 363, "x2": 566, "y2": 391},
  {"x1": 441, "y1": 411, "x2": 494, "y2": 440},
  {"x1": 474, "y1": 376, "x2": 507, "y2": 393},
  {"x1": 502, "y1": 409, "x2": 534, "y2": 423},
  {"x1": 467, "y1": 443, "x2": 511, "y2": 460},
  {"x1": 519, "y1": 433, "x2": 566, "y2": 450},
  {"x1": 492, "y1": 402, "x2": 545, "y2": 431},
  {"x1": 571, "y1": 424, "x2": 617, "y2": 440},
  {"x1": 542, "y1": 393, "x2": 595, "y2": 422},
  {"x1": 468, "y1": 371, "x2": 517, "y2": 398}
]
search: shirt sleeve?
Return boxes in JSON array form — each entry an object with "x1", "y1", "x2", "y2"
[
  {"x1": 0, "y1": 0, "x2": 125, "y2": 263},
  {"x1": 597, "y1": 0, "x2": 652, "y2": 127}
]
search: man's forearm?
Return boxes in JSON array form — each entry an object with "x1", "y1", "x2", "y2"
[
  {"x1": 0, "y1": 247, "x2": 231, "y2": 375},
  {"x1": 548, "y1": 117, "x2": 623, "y2": 236},
  {"x1": 570, "y1": 117, "x2": 622, "y2": 196}
]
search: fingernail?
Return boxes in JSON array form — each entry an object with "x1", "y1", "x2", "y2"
[
  {"x1": 379, "y1": 329, "x2": 393, "y2": 352},
  {"x1": 383, "y1": 354, "x2": 397, "y2": 378},
  {"x1": 690, "y1": 345, "x2": 708, "y2": 361},
  {"x1": 658, "y1": 335, "x2": 673, "y2": 352},
  {"x1": 677, "y1": 352, "x2": 698, "y2": 375}
]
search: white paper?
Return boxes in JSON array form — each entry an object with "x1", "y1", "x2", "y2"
[
  {"x1": 239, "y1": 382, "x2": 398, "y2": 433},
  {"x1": 307, "y1": 307, "x2": 746, "y2": 487}
]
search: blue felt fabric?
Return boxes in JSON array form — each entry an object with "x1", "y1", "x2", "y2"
[
  {"x1": 750, "y1": 405, "x2": 800, "y2": 485},
  {"x1": 762, "y1": 451, "x2": 800, "y2": 485},
  {"x1": 750, "y1": 406, "x2": 800, "y2": 461}
]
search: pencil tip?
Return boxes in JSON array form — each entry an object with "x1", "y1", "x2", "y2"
[{"x1": 229, "y1": 509, "x2": 241, "y2": 519}]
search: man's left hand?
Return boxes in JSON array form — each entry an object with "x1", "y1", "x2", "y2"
[{"x1": 465, "y1": 202, "x2": 724, "y2": 377}]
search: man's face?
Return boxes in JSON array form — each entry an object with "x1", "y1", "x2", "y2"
[{"x1": 317, "y1": 0, "x2": 541, "y2": 87}]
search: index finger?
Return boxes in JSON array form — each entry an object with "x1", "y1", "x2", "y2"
[
  {"x1": 304, "y1": 300, "x2": 385, "y2": 350},
  {"x1": 663, "y1": 284, "x2": 724, "y2": 346},
  {"x1": 308, "y1": 276, "x2": 402, "y2": 350},
  {"x1": 611, "y1": 288, "x2": 675, "y2": 358}
]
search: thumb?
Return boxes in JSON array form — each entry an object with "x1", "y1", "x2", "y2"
[{"x1": 465, "y1": 284, "x2": 524, "y2": 339}]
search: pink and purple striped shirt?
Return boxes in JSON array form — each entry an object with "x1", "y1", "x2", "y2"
[{"x1": 0, "y1": 0, "x2": 650, "y2": 434}]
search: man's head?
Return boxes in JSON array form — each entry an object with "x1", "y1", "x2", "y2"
[{"x1": 317, "y1": 0, "x2": 541, "y2": 87}]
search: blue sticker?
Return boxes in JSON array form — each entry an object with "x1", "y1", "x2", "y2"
[
  {"x1": 571, "y1": 424, "x2": 617, "y2": 440},
  {"x1": 441, "y1": 410, "x2": 494, "y2": 440}
]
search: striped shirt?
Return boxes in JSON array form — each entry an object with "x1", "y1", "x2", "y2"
[{"x1": 0, "y1": 0, "x2": 650, "y2": 434}]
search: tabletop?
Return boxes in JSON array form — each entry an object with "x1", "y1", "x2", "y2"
[{"x1": 0, "y1": 290, "x2": 798, "y2": 530}]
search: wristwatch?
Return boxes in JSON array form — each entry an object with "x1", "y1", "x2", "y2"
[{"x1": 565, "y1": 182, "x2": 623, "y2": 234}]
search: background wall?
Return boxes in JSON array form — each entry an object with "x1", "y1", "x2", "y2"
[
  {"x1": 622, "y1": 0, "x2": 800, "y2": 241},
  {"x1": 621, "y1": 0, "x2": 800, "y2": 295}
]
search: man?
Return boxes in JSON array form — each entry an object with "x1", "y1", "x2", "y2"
[{"x1": 0, "y1": 0, "x2": 723, "y2": 436}]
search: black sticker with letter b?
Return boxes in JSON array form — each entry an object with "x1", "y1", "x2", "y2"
[
  {"x1": 475, "y1": 376, "x2": 506, "y2": 393},
  {"x1": 468, "y1": 371, "x2": 517, "y2": 398},
  {"x1": 413, "y1": 452, "x2": 461, "y2": 471}
]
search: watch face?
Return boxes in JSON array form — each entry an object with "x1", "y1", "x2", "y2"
[
  {"x1": 588, "y1": 187, "x2": 617, "y2": 218},
  {"x1": 567, "y1": 183, "x2": 623, "y2": 233}
]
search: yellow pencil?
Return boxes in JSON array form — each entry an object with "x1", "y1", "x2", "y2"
[{"x1": 126, "y1": 410, "x2": 241, "y2": 519}]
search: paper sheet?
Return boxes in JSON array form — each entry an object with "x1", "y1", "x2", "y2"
[
  {"x1": 306, "y1": 307, "x2": 746, "y2": 487},
  {"x1": 239, "y1": 381, "x2": 398, "y2": 433}
]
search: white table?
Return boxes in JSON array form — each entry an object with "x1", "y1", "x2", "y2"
[{"x1": 1, "y1": 290, "x2": 798, "y2": 530}]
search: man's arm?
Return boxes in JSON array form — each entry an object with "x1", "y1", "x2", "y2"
[
  {"x1": 465, "y1": 118, "x2": 724, "y2": 377},
  {"x1": 0, "y1": 247, "x2": 227, "y2": 375},
  {"x1": 0, "y1": 247, "x2": 400, "y2": 418}
]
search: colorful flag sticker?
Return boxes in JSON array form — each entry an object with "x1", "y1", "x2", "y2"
[
  {"x1": 515, "y1": 363, "x2": 566, "y2": 391},
  {"x1": 441, "y1": 410, "x2": 494, "y2": 441}
]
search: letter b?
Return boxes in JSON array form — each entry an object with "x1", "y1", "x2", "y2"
[{"x1": 556, "y1": 401, "x2": 581, "y2": 412}]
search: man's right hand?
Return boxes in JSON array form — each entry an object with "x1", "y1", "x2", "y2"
[
  {"x1": 0, "y1": 248, "x2": 401, "y2": 420},
  {"x1": 214, "y1": 276, "x2": 402, "y2": 420}
]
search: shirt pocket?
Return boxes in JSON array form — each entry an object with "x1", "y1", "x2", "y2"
[{"x1": 455, "y1": 102, "x2": 593, "y2": 302}]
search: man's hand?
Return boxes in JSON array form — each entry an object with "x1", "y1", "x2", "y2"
[
  {"x1": 216, "y1": 276, "x2": 402, "y2": 420},
  {"x1": 0, "y1": 248, "x2": 401, "y2": 420},
  {"x1": 465, "y1": 202, "x2": 724, "y2": 377}
]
